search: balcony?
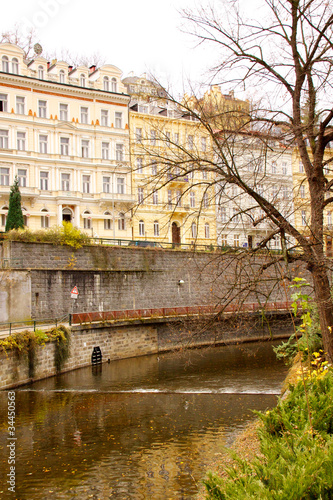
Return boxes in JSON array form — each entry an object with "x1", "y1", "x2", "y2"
[
  {"x1": 166, "y1": 203, "x2": 190, "y2": 214},
  {"x1": 166, "y1": 173, "x2": 189, "y2": 186}
]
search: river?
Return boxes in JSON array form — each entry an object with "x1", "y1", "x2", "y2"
[{"x1": 0, "y1": 340, "x2": 288, "y2": 499}]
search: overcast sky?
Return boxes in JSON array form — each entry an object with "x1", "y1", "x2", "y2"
[{"x1": 1, "y1": 0, "x2": 217, "y2": 92}]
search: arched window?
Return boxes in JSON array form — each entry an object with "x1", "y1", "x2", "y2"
[
  {"x1": 59, "y1": 70, "x2": 65, "y2": 83},
  {"x1": 154, "y1": 220, "x2": 159, "y2": 237},
  {"x1": 139, "y1": 219, "x2": 144, "y2": 236},
  {"x1": 41, "y1": 208, "x2": 49, "y2": 228},
  {"x1": 1, "y1": 206, "x2": 8, "y2": 227},
  {"x1": 205, "y1": 223, "x2": 210, "y2": 239},
  {"x1": 190, "y1": 191, "x2": 195, "y2": 208},
  {"x1": 11, "y1": 58, "x2": 19, "y2": 74},
  {"x1": 2, "y1": 56, "x2": 9, "y2": 73},
  {"x1": 118, "y1": 212, "x2": 125, "y2": 231},
  {"x1": 104, "y1": 211, "x2": 112, "y2": 230},
  {"x1": 103, "y1": 76, "x2": 109, "y2": 91},
  {"x1": 80, "y1": 74, "x2": 86, "y2": 87},
  {"x1": 38, "y1": 65, "x2": 44, "y2": 80},
  {"x1": 111, "y1": 77, "x2": 117, "y2": 92},
  {"x1": 83, "y1": 210, "x2": 91, "y2": 229},
  {"x1": 191, "y1": 222, "x2": 197, "y2": 238}
]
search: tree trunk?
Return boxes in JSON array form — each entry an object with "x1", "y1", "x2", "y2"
[{"x1": 311, "y1": 265, "x2": 333, "y2": 363}]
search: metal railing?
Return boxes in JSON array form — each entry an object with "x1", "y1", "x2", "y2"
[{"x1": 0, "y1": 315, "x2": 69, "y2": 336}]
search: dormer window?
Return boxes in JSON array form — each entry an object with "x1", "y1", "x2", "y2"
[
  {"x1": 11, "y1": 58, "x2": 19, "y2": 75},
  {"x1": 38, "y1": 65, "x2": 44, "y2": 80},
  {"x1": 111, "y1": 77, "x2": 117, "y2": 92},
  {"x1": 2, "y1": 56, "x2": 9, "y2": 73},
  {"x1": 103, "y1": 76, "x2": 109, "y2": 91},
  {"x1": 80, "y1": 74, "x2": 86, "y2": 87},
  {"x1": 59, "y1": 70, "x2": 65, "y2": 83}
]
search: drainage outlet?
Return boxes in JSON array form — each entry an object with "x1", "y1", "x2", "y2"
[{"x1": 91, "y1": 346, "x2": 102, "y2": 365}]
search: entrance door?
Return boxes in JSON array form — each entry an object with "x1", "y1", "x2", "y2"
[
  {"x1": 172, "y1": 222, "x2": 181, "y2": 245},
  {"x1": 62, "y1": 208, "x2": 72, "y2": 223}
]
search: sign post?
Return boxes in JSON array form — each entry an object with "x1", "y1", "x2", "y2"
[{"x1": 71, "y1": 286, "x2": 79, "y2": 299}]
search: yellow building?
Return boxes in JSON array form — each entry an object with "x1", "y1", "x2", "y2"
[
  {"x1": 0, "y1": 42, "x2": 133, "y2": 238},
  {"x1": 292, "y1": 145, "x2": 333, "y2": 254},
  {"x1": 123, "y1": 74, "x2": 217, "y2": 246}
]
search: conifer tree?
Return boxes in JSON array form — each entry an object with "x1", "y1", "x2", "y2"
[{"x1": 5, "y1": 176, "x2": 24, "y2": 231}]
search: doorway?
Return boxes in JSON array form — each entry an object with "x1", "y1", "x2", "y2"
[
  {"x1": 172, "y1": 222, "x2": 181, "y2": 245},
  {"x1": 62, "y1": 208, "x2": 72, "y2": 223}
]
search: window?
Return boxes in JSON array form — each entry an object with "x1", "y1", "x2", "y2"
[
  {"x1": 59, "y1": 103, "x2": 68, "y2": 121},
  {"x1": 150, "y1": 129, "x2": 156, "y2": 145},
  {"x1": 101, "y1": 109, "x2": 108, "y2": 126},
  {"x1": 152, "y1": 161, "x2": 157, "y2": 176},
  {"x1": 136, "y1": 157, "x2": 143, "y2": 174},
  {"x1": 17, "y1": 169, "x2": 27, "y2": 187},
  {"x1": 104, "y1": 212, "x2": 112, "y2": 230},
  {"x1": 202, "y1": 170, "x2": 208, "y2": 180},
  {"x1": 139, "y1": 220, "x2": 145, "y2": 236},
  {"x1": 0, "y1": 130, "x2": 9, "y2": 148},
  {"x1": 2, "y1": 56, "x2": 9, "y2": 73},
  {"x1": 220, "y1": 206, "x2": 227, "y2": 222},
  {"x1": 118, "y1": 213, "x2": 125, "y2": 231},
  {"x1": 117, "y1": 177, "x2": 125, "y2": 194},
  {"x1": 11, "y1": 58, "x2": 19, "y2": 74},
  {"x1": 282, "y1": 162, "x2": 288, "y2": 175},
  {"x1": 102, "y1": 142, "x2": 109, "y2": 160},
  {"x1": 116, "y1": 143, "x2": 124, "y2": 161},
  {"x1": 82, "y1": 175, "x2": 91, "y2": 193},
  {"x1": 272, "y1": 185, "x2": 278, "y2": 198},
  {"x1": 1, "y1": 206, "x2": 8, "y2": 227},
  {"x1": 282, "y1": 186, "x2": 288, "y2": 199},
  {"x1": 39, "y1": 135, "x2": 48, "y2": 154},
  {"x1": 83, "y1": 211, "x2": 91, "y2": 229},
  {"x1": 201, "y1": 137, "x2": 207, "y2": 152},
  {"x1": 135, "y1": 128, "x2": 142, "y2": 143},
  {"x1": 300, "y1": 185, "x2": 305, "y2": 198},
  {"x1": 61, "y1": 173, "x2": 70, "y2": 191},
  {"x1": 138, "y1": 187, "x2": 144, "y2": 203},
  {"x1": 38, "y1": 66, "x2": 44, "y2": 79},
  {"x1": 233, "y1": 208, "x2": 239, "y2": 222},
  {"x1": 234, "y1": 234, "x2": 240, "y2": 247},
  {"x1": 80, "y1": 74, "x2": 86, "y2": 87},
  {"x1": 152, "y1": 191, "x2": 158, "y2": 205},
  {"x1": 174, "y1": 133, "x2": 179, "y2": 145},
  {"x1": 205, "y1": 223, "x2": 210, "y2": 239},
  {"x1": 103, "y1": 76, "x2": 109, "y2": 91},
  {"x1": 188, "y1": 135, "x2": 194, "y2": 150},
  {"x1": 176, "y1": 190, "x2": 182, "y2": 206},
  {"x1": 221, "y1": 234, "x2": 228, "y2": 246},
  {"x1": 40, "y1": 171, "x2": 49, "y2": 190},
  {"x1": 111, "y1": 77, "x2": 117, "y2": 92},
  {"x1": 271, "y1": 161, "x2": 277, "y2": 174},
  {"x1": 191, "y1": 222, "x2": 197, "y2": 238},
  {"x1": 166, "y1": 131, "x2": 171, "y2": 145},
  {"x1": 16, "y1": 96, "x2": 25, "y2": 114},
  {"x1": 81, "y1": 140, "x2": 89, "y2": 158},
  {"x1": 41, "y1": 209, "x2": 49, "y2": 228},
  {"x1": 17, "y1": 132, "x2": 26, "y2": 151},
  {"x1": 190, "y1": 191, "x2": 195, "y2": 208},
  {"x1": 301, "y1": 210, "x2": 307, "y2": 226},
  {"x1": 154, "y1": 220, "x2": 159, "y2": 237},
  {"x1": 115, "y1": 112, "x2": 122, "y2": 128},
  {"x1": 0, "y1": 94, "x2": 8, "y2": 112},
  {"x1": 327, "y1": 211, "x2": 332, "y2": 226},
  {"x1": 0, "y1": 167, "x2": 9, "y2": 186},
  {"x1": 232, "y1": 185, "x2": 237, "y2": 196},
  {"x1": 103, "y1": 176, "x2": 111, "y2": 193},
  {"x1": 38, "y1": 100, "x2": 47, "y2": 118},
  {"x1": 60, "y1": 137, "x2": 69, "y2": 155},
  {"x1": 167, "y1": 190, "x2": 172, "y2": 207},
  {"x1": 81, "y1": 107, "x2": 88, "y2": 124},
  {"x1": 59, "y1": 70, "x2": 65, "y2": 83},
  {"x1": 203, "y1": 192, "x2": 209, "y2": 208},
  {"x1": 299, "y1": 161, "x2": 304, "y2": 173}
]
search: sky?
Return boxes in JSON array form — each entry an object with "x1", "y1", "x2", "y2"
[{"x1": 1, "y1": 0, "x2": 216, "y2": 92}]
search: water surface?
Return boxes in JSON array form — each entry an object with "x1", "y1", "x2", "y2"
[{"x1": 0, "y1": 341, "x2": 288, "y2": 499}]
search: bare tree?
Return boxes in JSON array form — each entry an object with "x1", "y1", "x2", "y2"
[
  {"x1": 133, "y1": 0, "x2": 333, "y2": 361},
  {"x1": 0, "y1": 24, "x2": 38, "y2": 59}
]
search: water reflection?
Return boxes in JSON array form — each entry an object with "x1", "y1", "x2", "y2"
[{"x1": 0, "y1": 341, "x2": 288, "y2": 499}]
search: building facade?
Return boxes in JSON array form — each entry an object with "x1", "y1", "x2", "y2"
[
  {"x1": 0, "y1": 43, "x2": 133, "y2": 238},
  {"x1": 123, "y1": 74, "x2": 217, "y2": 246}
]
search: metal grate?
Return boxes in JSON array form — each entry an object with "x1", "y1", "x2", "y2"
[{"x1": 91, "y1": 346, "x2": 102, "y2": 365}]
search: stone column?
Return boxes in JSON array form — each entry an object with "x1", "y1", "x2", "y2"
[
  {"x1": 57, "y1": 204, "x2": 62, "y2": 225},
  {"x1": 74, "y1": 205, "x2": 80, "y2": 228}
]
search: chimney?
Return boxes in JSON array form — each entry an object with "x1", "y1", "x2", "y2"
[
  {"x1": 90, "y1": 65, "x2": 96, "y2": 74},
  {"x1": 68, "y1": 66, "x2": 73, "y2": 72},
  {"x1": 47, "y1": 62, "x2": 50, "y2": 69}
]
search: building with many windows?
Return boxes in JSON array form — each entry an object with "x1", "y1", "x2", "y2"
[
  {"x1": 0, "y1": 43, "x2": 133, "y2": 237},
  {"x1": 123, "y1": 74, "x2": 217, "y2": 245}
]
